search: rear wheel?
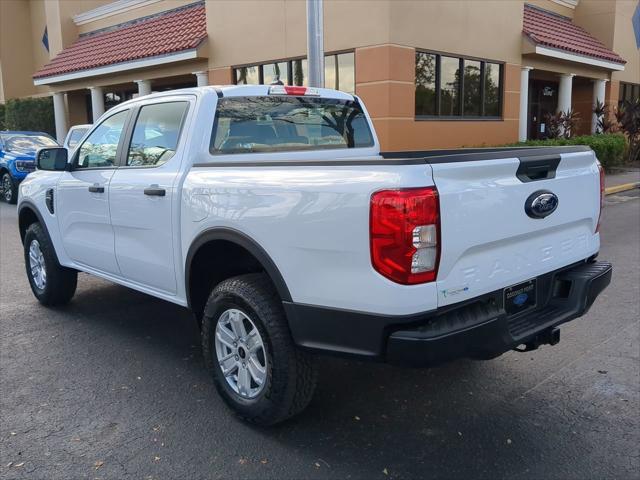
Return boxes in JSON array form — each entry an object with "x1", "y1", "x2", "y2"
[
  {"x1": 2, "y1": 173, "x2": 17, "y2": 204},
  {"x1": 24, "y1": 223, "x2": 77, "y2": 306},
  {"x1": 202, "y1": 273, "x2": 318, "y2": 426}
]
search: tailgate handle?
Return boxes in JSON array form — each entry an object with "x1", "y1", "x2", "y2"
[{"x1": 516, "y1": 155, "x2": 561, "y2": 183}]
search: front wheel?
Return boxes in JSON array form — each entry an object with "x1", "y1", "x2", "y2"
[
  {"x1": 2, "y1": 173, "x2": 17, "y2": 204},
  {"x1": 202, "y1": 273, "x2": 318, "y2": 426},
  {"x1": 24, "y1": 223, "x2": 77, "y2": 306}
]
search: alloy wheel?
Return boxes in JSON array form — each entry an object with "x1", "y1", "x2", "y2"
[
  {"x1": 214, "y1": 308, "x2": 268, "y2": 399},
  {"x1": 2, "y1": 175, "x2": 12, "y2": 202},
  {"x1": 29, "y1": 239, "x2": 47, "y2": 290}
]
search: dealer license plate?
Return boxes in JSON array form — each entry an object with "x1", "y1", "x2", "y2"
[{"x1": 504, "y1": 279, "x2": 537, "y2": 316}]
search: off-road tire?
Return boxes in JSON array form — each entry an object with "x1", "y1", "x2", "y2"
[
  {"x1": 202, "y1": 273, "x2": 318, "y2": 426},
  {"x1": 24, "y1": 222, "x2": 77, "y2": 306}
]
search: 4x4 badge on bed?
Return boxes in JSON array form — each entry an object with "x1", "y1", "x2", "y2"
[{"x1": 525, "y1": 190, "x2": 559, "y2": 219}]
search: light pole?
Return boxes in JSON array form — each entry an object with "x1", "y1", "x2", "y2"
[{"x1": 306, "y1": 0, "x2": 324, "y2": 88}]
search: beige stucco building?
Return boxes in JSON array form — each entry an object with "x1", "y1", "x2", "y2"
[{"x1": 1, "y1": 0, "x2": 639, "y2": 148}]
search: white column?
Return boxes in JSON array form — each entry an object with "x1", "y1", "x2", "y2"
[
  {"x1": 193, "y1": 71, "x2": 209, "y2": 87},
  {"x1": 592, "y1": 79, "x2": 607, "y2": 134},
  {"x1": 135, "y1": 79, "x2": 152, "y2": 96},
  {"x1": 52, "y1": 92, "x2": 68, "y2": 144},
  {"x1": 89, "y1": 86, "x2": 105, "y2": 122},
  {"x1": 557, "y1": 73, "x2": 575, "y2": 114},
  {"x1": 519, "y1": 67, "x2": 533, "y2": 142}
]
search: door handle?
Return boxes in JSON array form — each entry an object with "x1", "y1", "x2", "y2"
[
  {"x1": 144, "y1": 186, "x2": 166, "y2": 197},
  {"x1": 88, "y1": 184, "x2": 104, "y2": 193}
]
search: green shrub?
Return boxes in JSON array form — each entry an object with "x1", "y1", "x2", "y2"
[
  {"x1": 4, "y1": 97, "x2": 55, "y2": 137},
  {"x1": 0, "y1": 103, "x2": 5, "y2": 130},
  {"x1": 511, "y1": 134, "x2": 627, "y2": 171}
]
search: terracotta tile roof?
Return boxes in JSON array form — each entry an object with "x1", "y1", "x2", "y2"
[
  {"x1": 523, "y1": 4, "x2": 626, "y2": 65},
  {"x1": 33, "y1": 2, "x2": 206, "y2": 79}
]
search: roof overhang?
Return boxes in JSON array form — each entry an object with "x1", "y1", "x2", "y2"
[
  {"x1": 522, "y1": 37, "x2": 625, "y2": 71},
  {"x1": 533, "y1": 45, "x2": 625, "y2": 71},
  {"x1": 33, "y1": 49, "x2": 200, "y2": 86}
]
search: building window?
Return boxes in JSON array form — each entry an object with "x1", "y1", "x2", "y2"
[
  {"x1": 415, "y1": 53, "x2": 436, "y2": 115},
  {"x1": 41, "y1": 27, "x2": 49, "y2": 52},
  {"x1": 484, "y1": 62, "x2": 501, "y2": 117},
  {"x1": 292, "y1": 59, "x2": 308, "y2": 86},
  {"x1": 463, "y1": 60, "x2": 482, "y2": 116},
  {"x1": 415, "y1": 51, "x2": 503, "y2": 119},
  {"x1": 262, "y1": 62, "x2": 288, "y2": 85},
  {"x1": 233, "y1": 52, "x2": 355, "y2": 94},
  {"x1": 235, "y1": 66, "x2": 259, "y2": 85},
  {"x1": 324, "y1": 52, "x2": 355, "y2": 93},
  {"x1": 619, "y1": 82, "x2": 640, "y2": 108}
]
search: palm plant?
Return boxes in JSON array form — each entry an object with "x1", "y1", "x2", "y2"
[
  {"x1": 560, "y1": 109, "x2": 580, "y2": 139},
  {"x1": 593, "y1": 100, "x2": 617, "y2": 134},
  {"x1": 544, "y1": 110, "x2": 580, "y2": 139},
  {"x1": 615, "y1": 99, "x2": 640, "y2": 162}
]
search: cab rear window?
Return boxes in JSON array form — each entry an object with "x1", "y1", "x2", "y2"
[{"x1": 211, "y1": 96, "x2": 374, "y2": 155}]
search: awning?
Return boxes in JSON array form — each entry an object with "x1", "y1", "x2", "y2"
[
  {"x1": 33, "y1": 2, "x2": 206, "y2": 85},
  {"x1": 523, "y1": 4, "x2": 626, "y2": 71}
]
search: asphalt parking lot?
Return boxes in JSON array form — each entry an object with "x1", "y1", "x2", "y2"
[{"x1": 1, "y1": 193, "x2": 639, "y2": 480}]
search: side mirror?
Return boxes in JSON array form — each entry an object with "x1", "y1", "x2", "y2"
[{"x1": 36, "y1": 147, "x2": 68, "y2": 171}]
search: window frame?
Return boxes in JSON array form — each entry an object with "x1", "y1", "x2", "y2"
[
  {"x1": 71, "y1": 108, "x2": 132, "y2": 171},
  {"x1": 120, "y1": 100, "x2": 191, "y2": 169},
  {"x1": 415, "y1": 49, "x2": 504, "y2": 121},
  {"x1": 233, "y1": 50, "x2": 356, "y2": 93}
]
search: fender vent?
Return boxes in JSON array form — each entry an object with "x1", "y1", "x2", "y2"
[{"x1": 45, "y1": 189, "x2": 54, "y2": 214}]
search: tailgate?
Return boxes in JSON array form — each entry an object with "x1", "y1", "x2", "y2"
[{"x1": 432, "y1": 150, "x2": 601, "y2": 307}]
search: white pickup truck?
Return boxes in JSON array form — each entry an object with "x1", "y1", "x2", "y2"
[{"x1": 18, "y1": 85, "x2": 611, "y2": 425}]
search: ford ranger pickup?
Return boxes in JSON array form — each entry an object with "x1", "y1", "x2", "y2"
[{"x1": 17, "y1": 85, "x2": 612, "y2": 425}]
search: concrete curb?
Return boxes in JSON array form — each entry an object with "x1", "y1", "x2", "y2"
[{"x1": 605, "y1": 182, "x2": 640, "y2": 196}]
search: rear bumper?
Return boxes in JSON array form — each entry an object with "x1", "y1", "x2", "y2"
[{"x1": 284, "y1": 259, "x2": 612, "y2": 367}]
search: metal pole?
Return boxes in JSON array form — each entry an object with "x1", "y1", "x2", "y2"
[{"x1": 306, "y1": 0, "x2": 324, "y2": 88}]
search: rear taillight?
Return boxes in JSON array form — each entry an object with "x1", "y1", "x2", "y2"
[
  {"x1": 370, "y1": 187, "x2": 440, "y2": 285},
  {"x1": 596, "y1": 162, "x2": 605, "y2": 233}
]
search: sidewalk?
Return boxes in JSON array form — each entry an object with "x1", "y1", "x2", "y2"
[{"x1": 604, "y1": 167, "x2": 640, "y2": 195}]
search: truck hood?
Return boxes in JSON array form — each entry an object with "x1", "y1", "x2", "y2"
[{"x1": 3, "y1": 149, "x2": 37, "y2": 160}]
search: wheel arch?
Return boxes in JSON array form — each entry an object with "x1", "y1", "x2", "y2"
[
  {"x1": 185, "y1": 227, "x2": 292, "y2": 322},
  {"x1": 18, "y1": 202, "x2": 47, "y2": 244}
]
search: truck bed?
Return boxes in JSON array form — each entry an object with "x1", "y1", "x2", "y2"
[{"x1": 381, "y1": 145, "x2": 591, "y2": 164}]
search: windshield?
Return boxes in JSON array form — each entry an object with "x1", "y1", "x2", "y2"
[
  {"x1": 1, "y1": 133, "x2": 58, "y2": 151},
  {"x1": 211, "y1": 96, "x2": 374, "y2": 155}
]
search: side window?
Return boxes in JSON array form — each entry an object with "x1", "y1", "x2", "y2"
[
  {"x1": 126, "y1": 102, "x2": 189, "y2": 167},
  {"x1": 76, "y1": 110, "x2": 128, "y2": 168}
]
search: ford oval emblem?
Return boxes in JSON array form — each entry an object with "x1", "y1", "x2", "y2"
[
  {"x1": 513, "y1": 293, "x2": 528, "y2": 305},
  {"x1": 525, "y1": 190, "x2": 559, "y2": 219}
]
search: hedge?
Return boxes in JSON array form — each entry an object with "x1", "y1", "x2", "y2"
[
  {"x1": 0, "y1": 103, "x2": 5, "y2": 131},
  {"x1": 511, "y1": 134, "x2": 627, "y2": 171},
  {"x1": 3, "y1": 97, "x2": 56, "y2": 137}
]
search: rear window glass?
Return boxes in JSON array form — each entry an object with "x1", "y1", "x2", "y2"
[{"x1": 211, "y1": 96, "x2": 374, "y2": 155}]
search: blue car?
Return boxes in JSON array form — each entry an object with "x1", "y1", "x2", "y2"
[{"x1": 0, "y1": 131, "x2": 59, "y2": 204}]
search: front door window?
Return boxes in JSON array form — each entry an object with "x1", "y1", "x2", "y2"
[{"x1": 75, "y1": 110, "x2": 128, "y2": 168}]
